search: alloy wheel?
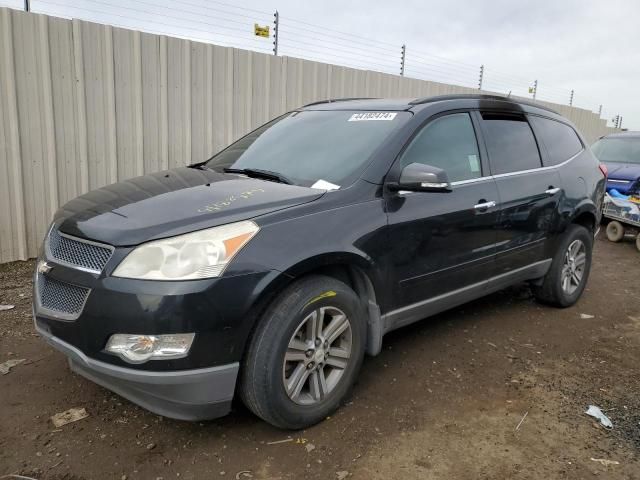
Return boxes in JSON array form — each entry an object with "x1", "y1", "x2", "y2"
[
  {"x1": 282, "y1": 306, "x2": 352, "y2": 405},
  {"x1": 561, "y1": 239, "x2": 586, "y2": 295}
]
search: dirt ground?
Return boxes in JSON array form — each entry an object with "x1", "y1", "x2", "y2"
[{"x1": 1, "y1": 235, "x2": 639, "y2": 480}]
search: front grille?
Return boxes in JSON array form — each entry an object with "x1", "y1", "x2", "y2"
[
  {"x1": 38, "y1": 275, "x2": 90, "y2": 318},
  {"x1": 47, "y1": 228, "x2": 113, "y2": 273}
]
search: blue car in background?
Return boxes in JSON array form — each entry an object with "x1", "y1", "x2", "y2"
[{"x1": 592, "y1": 132, "x2": 640, "y2": 195}]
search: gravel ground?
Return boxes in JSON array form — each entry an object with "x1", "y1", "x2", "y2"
[{"x1": 1, "y1": 234, "x2": 639, "y2": 480}]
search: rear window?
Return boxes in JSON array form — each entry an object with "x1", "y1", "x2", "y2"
[
  {"x1": 529, "y1": 116, "x2": 583, "y2": 166},
  {"x1": 480, "y1": 113, "x2": 542, "y2": 175}
]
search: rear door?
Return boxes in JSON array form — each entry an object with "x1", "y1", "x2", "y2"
[
  {"x1": 386, "y1": 112, "x2": 499, "y2": 313},
  {"x1": 476, "y1": 111, "x2": 562, "y2": 274}
]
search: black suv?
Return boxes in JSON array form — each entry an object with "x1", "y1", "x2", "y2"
[{"x1": 34, "y1": 95, "x2": 606, "y2": 429}]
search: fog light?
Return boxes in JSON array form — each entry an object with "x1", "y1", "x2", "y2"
[{"x1": 105, "y1": 333, "x2": 195, "y2": 364}]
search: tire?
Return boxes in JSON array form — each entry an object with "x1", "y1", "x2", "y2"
[
  {"x1": 636, "y1": 233, "x2": 640, "y2": 252},
  {"x1": 239, "y1": 275, "x2": 366, "y2": 429},
  {"x1": 606, "y1": 220, "x2": 625, "y2": 242},
  {"x1": 532, "y1": 224, "x2": 593, "y2": 308}
]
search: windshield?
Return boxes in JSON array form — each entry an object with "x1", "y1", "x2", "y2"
[
  {"x1": 592, "y1": 137, "x2": 640, "y2": 165},
  {"x1": 206, "y1": 110, "x2": 409, "y2": 188}
]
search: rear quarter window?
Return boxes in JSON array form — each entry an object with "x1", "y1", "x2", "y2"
[{"x1": 529, "y1": 116, "x2": 583, "y2": 166}]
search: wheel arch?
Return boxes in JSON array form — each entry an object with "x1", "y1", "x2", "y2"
[
  {"x1": 281, "y1": 253, "x2": 386, "y2": 356},
  {"x1": 571, "y1": 210, "x2": 597, "y2": 235},
  {"x1": 244, "y1": 252, "x2": 386, "y2": 360},
  {"x1": 570, "y1": 203, "x2": 598, "y2": 234}
]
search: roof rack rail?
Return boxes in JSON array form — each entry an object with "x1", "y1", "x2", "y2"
[
  {"x1": 408, "y1": 94, "x2": 559, "y2": 114},
  {"x1": 302, "y1": 97, "x2": 377, "y2": 107}
]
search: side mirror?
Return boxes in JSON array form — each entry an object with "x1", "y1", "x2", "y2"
[{"x1": 389, "y1": 163, "x2": 452, "y2": 193}]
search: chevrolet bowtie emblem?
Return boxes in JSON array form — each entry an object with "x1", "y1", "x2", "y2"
[{"x1": 37, "y1": 261, "x2": 52, "y2": 274}]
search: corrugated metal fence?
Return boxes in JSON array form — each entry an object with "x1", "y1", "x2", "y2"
[{"x1": 0, "y1": 7, "x2": 615, "y2": 263}]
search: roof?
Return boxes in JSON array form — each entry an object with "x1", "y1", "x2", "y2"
[
  {"x1": 601, "y1": 131, "x2": 640, "y2": 139},
  {"x1": 301, "y1": 98, "x2": 416, "y2": 111},
  {"x1": 409, "y1": 94, "x2": 559, "y2": 114},
  {"x1": 301, "y1": 94, "x2": 559, "y2": 114}
]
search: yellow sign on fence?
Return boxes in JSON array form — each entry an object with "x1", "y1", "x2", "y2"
[{"x1": 254, "y1": 24, "x2": 270, "y2": 38}]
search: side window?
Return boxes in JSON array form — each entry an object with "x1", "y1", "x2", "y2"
[
  {"x1": 399, "y1": 113, "x2": 482, "y2": 183},
  {"x1": 480, "y1": 113, "x2": 542, "y2": 175},
  {"x1": 529, "y1": 116, "x2": 583, "y2": 166}
]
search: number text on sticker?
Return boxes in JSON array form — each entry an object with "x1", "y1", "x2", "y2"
[{"x1": 348, "y1": 112, "x2": 398, "y2": 122}]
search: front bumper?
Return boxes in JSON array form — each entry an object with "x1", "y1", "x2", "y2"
[
  {"x1": 33, "y1": 261, "x2": 278, "y2": 370},
  {"x1": 36, "y1": 320, "x2": 238, "y2": 421},
  {"x1": 32, "y1": 232, "x2": 283, "y2": 420}
]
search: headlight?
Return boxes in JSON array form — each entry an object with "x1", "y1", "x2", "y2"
[
  {"x1": 105, "y1": 333, "x2": 195, "y2": 363},
  {"x1": 113, "y1": 221, "x2": 259, "y2": 280}
]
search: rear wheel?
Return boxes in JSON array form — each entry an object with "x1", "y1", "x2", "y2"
[
  {"x1": 532, "y1": 224, "x2": 593, "y2": 307},
  {"x1": 606, "y1": 220, "x2": 625, "y2": 242},
  {"x1": 636, "y1": 233, "x2": 640, "y2": 252},
  {"x1": 240, "y1": 275, "x2": 365, "y2": 429}
]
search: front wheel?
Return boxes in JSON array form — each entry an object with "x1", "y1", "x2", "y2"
[
  {"x1": 532, "y1": 224, "x2": 593, "y2": 307},
  {"x1": 240, "y1": 275, "x2": 365, "y2": 429}
]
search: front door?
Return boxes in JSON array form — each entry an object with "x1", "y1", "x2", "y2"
[{"x1": 385, "y1": 112, "x2": 499, "y2": 319}]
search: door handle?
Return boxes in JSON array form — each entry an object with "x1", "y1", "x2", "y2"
[
  {"x1": 474, "y1": 200, "x2": 496, "y2": 211},
  {"x1": 545, "y1": 187, "x2": 561, "y2": 195}
]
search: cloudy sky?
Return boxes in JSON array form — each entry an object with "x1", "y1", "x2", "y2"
[{"x1": 3, "y1": 0, "x2": 638, "y2": 130}]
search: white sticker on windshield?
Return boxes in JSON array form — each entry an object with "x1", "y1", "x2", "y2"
[
  {"x1": 311, "y1": 179, "x2": 341, "y2": 191},
  {"x1": 348, "y1": 112, "x2": 397, "y2": 122}
]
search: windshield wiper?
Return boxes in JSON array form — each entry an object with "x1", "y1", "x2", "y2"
[
  {"x1": 223, "y1": 167, "x2": 293, "y2": 185},
  {"x1": 188, "y1": 162, "x2": 211, "y2": 171}
]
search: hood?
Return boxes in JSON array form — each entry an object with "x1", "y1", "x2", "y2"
[
  {"x1": 55, "y1": 167, "x2": 324, "y2": 246},
  {"x1": 604, "y1": 162, "x2": 640, "y2": 181}
]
